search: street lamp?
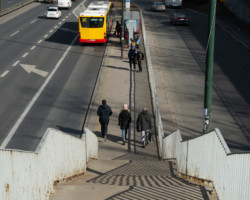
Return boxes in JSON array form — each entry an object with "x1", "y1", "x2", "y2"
[
  {"x1": 203, "y1": 0, "x2": 217, "y2": 133},
  {"x1": 121, "y1": 0, "x2": 125, "y2": 59}
]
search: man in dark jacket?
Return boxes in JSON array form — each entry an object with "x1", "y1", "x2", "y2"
[
  {"x1": 128, "y1": 47, "x2": 136, "y2": 70},
  {"x1": 137, "y1": 49, "x2": 143, "y2": 72},
  {"x1": 97, "y1": 99, "x2": 112, "y2": 141},
  {"x1": 118, "y1": 104, "x2": 132, "y2": 145},
  {"x1": 136, "y1": 106, "x2": 152, "y2": 148}
]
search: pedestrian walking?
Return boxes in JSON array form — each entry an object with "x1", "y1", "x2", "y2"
[
  {"x1": 137, "y1": 49, "x2": 143, "y2": 72},
  {"x1": 118, "y1": 104, "x2": 132, "y2": 145},
  {"x1": 136, "y1": 106, "x2": 152, "y2": 148},
  {"x1": 97, "y1": 99, "x2": 112, "y2": 141},
  {"x1": 128, "y1": 47, "x2": 136, "y2": 70},
  {"x1": 114, "y1": 21, "x2": 121, "y2": 37}
]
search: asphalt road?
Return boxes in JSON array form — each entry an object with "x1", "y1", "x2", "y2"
[
  {"x1": 135, "y1": 0, "x2": 250, "y2": 152},
  {"x1": 1, "y1": 0, "x2": 29, "y2": 10},
  {"x1": 0, "y1": 0, "x2": 106, "y2": 151}
]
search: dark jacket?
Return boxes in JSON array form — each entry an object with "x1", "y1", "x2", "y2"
[
  {"x1": 97, "y1": 104, "x2": 112, "y2": 124},
  {"x1": 128, "y1": 48, "x2": 135, "y2": 60},
  {"x1": 118, "y1": 109, "x2": 132, "y2": 130},
  {"x1": 136, "y1": 110, "x2": 151, "y2": 132}
]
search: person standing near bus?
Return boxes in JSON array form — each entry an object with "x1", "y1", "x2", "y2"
[
  {"x1": 114, "y1": 21, "x2": 121, "y2": 37},
  {"x1": 97, "y1": 99, "x2": 112, "y2": 141}
]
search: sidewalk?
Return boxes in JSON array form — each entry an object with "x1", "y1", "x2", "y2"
[{"x1": 49, "y1": 13, "x2": 214, "y2": 199}]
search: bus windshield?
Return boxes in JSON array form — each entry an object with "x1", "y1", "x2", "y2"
[{"x1": 80, "y1": 17, "x2": 104, "y2": 28}]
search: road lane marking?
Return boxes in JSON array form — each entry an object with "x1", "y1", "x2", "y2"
[
  {"x1": 49, "y1": 30, "x2": 53, "y2": 33},
  {"x1": 73, "y1": 1, "x2": 85, "y2": 19},
  {"x1": 59, "y1": 22, "x2": 62, "y2": 24},
  {"x1": 0, "y1": 34, "x2": 79, "y2": 149},
  {"x1": 20, "y1": 64, "x2": 49, "y2": 77},
  {"x1": 0, "y1": 70, "x2": 9, "y2": 77},
  {"x1": 10, "y1": 31, "x2": 19, "y2": 37},
  {"x1": 12, "y1": 60, "x2": 20, "y2": 67},
  {"x1": 22, "y1": 52, "x2": 29, "y2": 58},
  {"x1": 30, "y1": 19, "x2": 37, "y2": 24},
  {"x1": 31, "y1": 46, "x2": 36, "y2": 50},
  {"x1": 37, "y1": 39, "x2": 42, "y2": 44},
  {"x1": 54, "y1": 26, "x2": 58, "y2": 29},
  {"x1": 44, "y1": 34, "x2": 48, "y2": 38}
]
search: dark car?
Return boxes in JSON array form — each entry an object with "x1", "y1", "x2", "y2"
[{"x1": 170, "y1": 13, "x2": 190, "y2": 25}]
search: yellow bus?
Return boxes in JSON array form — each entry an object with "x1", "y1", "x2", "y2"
[{"x1": 79, "y1": 1, "x2": 114, "y2": 44}]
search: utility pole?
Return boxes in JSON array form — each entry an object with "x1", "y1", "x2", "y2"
[
  {"x1": 203, "y1": 0, "x2": 217, "y2": 133},
  {"x1": 121, "y1": 0, "x2": 125, "y2": 59}
]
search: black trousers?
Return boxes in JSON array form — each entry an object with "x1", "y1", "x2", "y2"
[
  {"x1": 129, "y1": 58, "x2": 136, "y2": 69},
  {"x1": 101, "y1": 123, "x2": 108, "y2": 137}
]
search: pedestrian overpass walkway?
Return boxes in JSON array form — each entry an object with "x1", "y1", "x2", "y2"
[{"x1": 50, "y1": 30, "x2": 216, "y2": 200}]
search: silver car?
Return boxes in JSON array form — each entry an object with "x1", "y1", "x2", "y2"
[{"x1": 151, "y1": 2, "x2": 166, "y2": 12}]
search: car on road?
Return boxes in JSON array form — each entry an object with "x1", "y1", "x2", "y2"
[
  {"x1": 165, "y1": 0, "x2": 183, "y2": 8},
  {"x1": 57, "y1": 0, "x2": 72, "y2": 9},
  {"x1": 170, "y1": 13, "x2": 189, "y2": 25},
  {"x1": 151, "y1": 2, "x2": 166, "y2": 12},
  {"x1": 46, "y1": 7, "x2": 62, "y2": 19}
]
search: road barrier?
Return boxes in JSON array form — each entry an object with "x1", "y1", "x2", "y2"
[
  {"x1": 0, "y1": 128, "x2": 98, "y2": 200},
  {"x1": 162, "y1": 129, "x2": 250, "y2": 200}
]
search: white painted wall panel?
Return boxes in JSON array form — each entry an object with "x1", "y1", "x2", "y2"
[{"x1": 0, "y1": 128, "x2": 98, "y2": 200}]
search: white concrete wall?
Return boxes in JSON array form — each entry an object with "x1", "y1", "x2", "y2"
[
  {"x1": 0, "y1": 128, "x2": 98, "y2": 200},
  {"x1": 162, "y1": 129, "x2": 250, "y2": 200}
]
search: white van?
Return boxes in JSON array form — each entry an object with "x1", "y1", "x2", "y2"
[
  {"x1": 57, "y1": 0, "x2": 72, "y2": 9},
  {"x1": 165, "y1": 0, "x2": 183, "y2": 8}
]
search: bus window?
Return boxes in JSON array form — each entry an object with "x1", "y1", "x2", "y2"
[{"x1": 80, "y1": 17, "x2": 104, "y2": 28}]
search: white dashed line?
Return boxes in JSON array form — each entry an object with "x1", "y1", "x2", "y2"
[
  {"x1": 0, "y1": 34, "x2": 79, "y2": 149},
  {"x1": 12, "y1": 60, "x2": 20, "y2": 67},
  {"x1": 49, "y1": 30, "x2": 53, "y2": 33},
  {"x1": 65, "y1": 16, "x2": 69, "y2": 18},
  {"x1": 54, "y1": 26, "x2": 58, "y2": 28},
  {"x1": 62, "y1": 19, "x2": 66, "y2": 21},
  {"x1": 31, "y1": 46, "x2": 36, "y2": 50},
  {"x1": 22, "y1": 52, "x2": 29, "y2": 58},
  {"x1": 37, "y1": 40, "x2": 42, "y2": 44},
  {"x1": 10, "y1": 31, "x2": 19, "y2": 37},
  {"x1": 30, "y1": 19, "x2": 37, "y2": 24},
  {"x1": 44, "y1": 34, "x2": 48, "y2": 38},
  {"x1": 59, "y1": 22, "x2": 62, "y2": 24},
  {"x1": 1, "y1": 70, "x2": 9, "y2": 77}
]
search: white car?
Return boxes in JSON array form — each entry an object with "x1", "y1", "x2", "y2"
[
  {"x1": 57, "y1": 0, "x2": 72, "y2": 10},
  {"x1": 46, "y1": 7, "x2": 62, "y2": 19}
]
